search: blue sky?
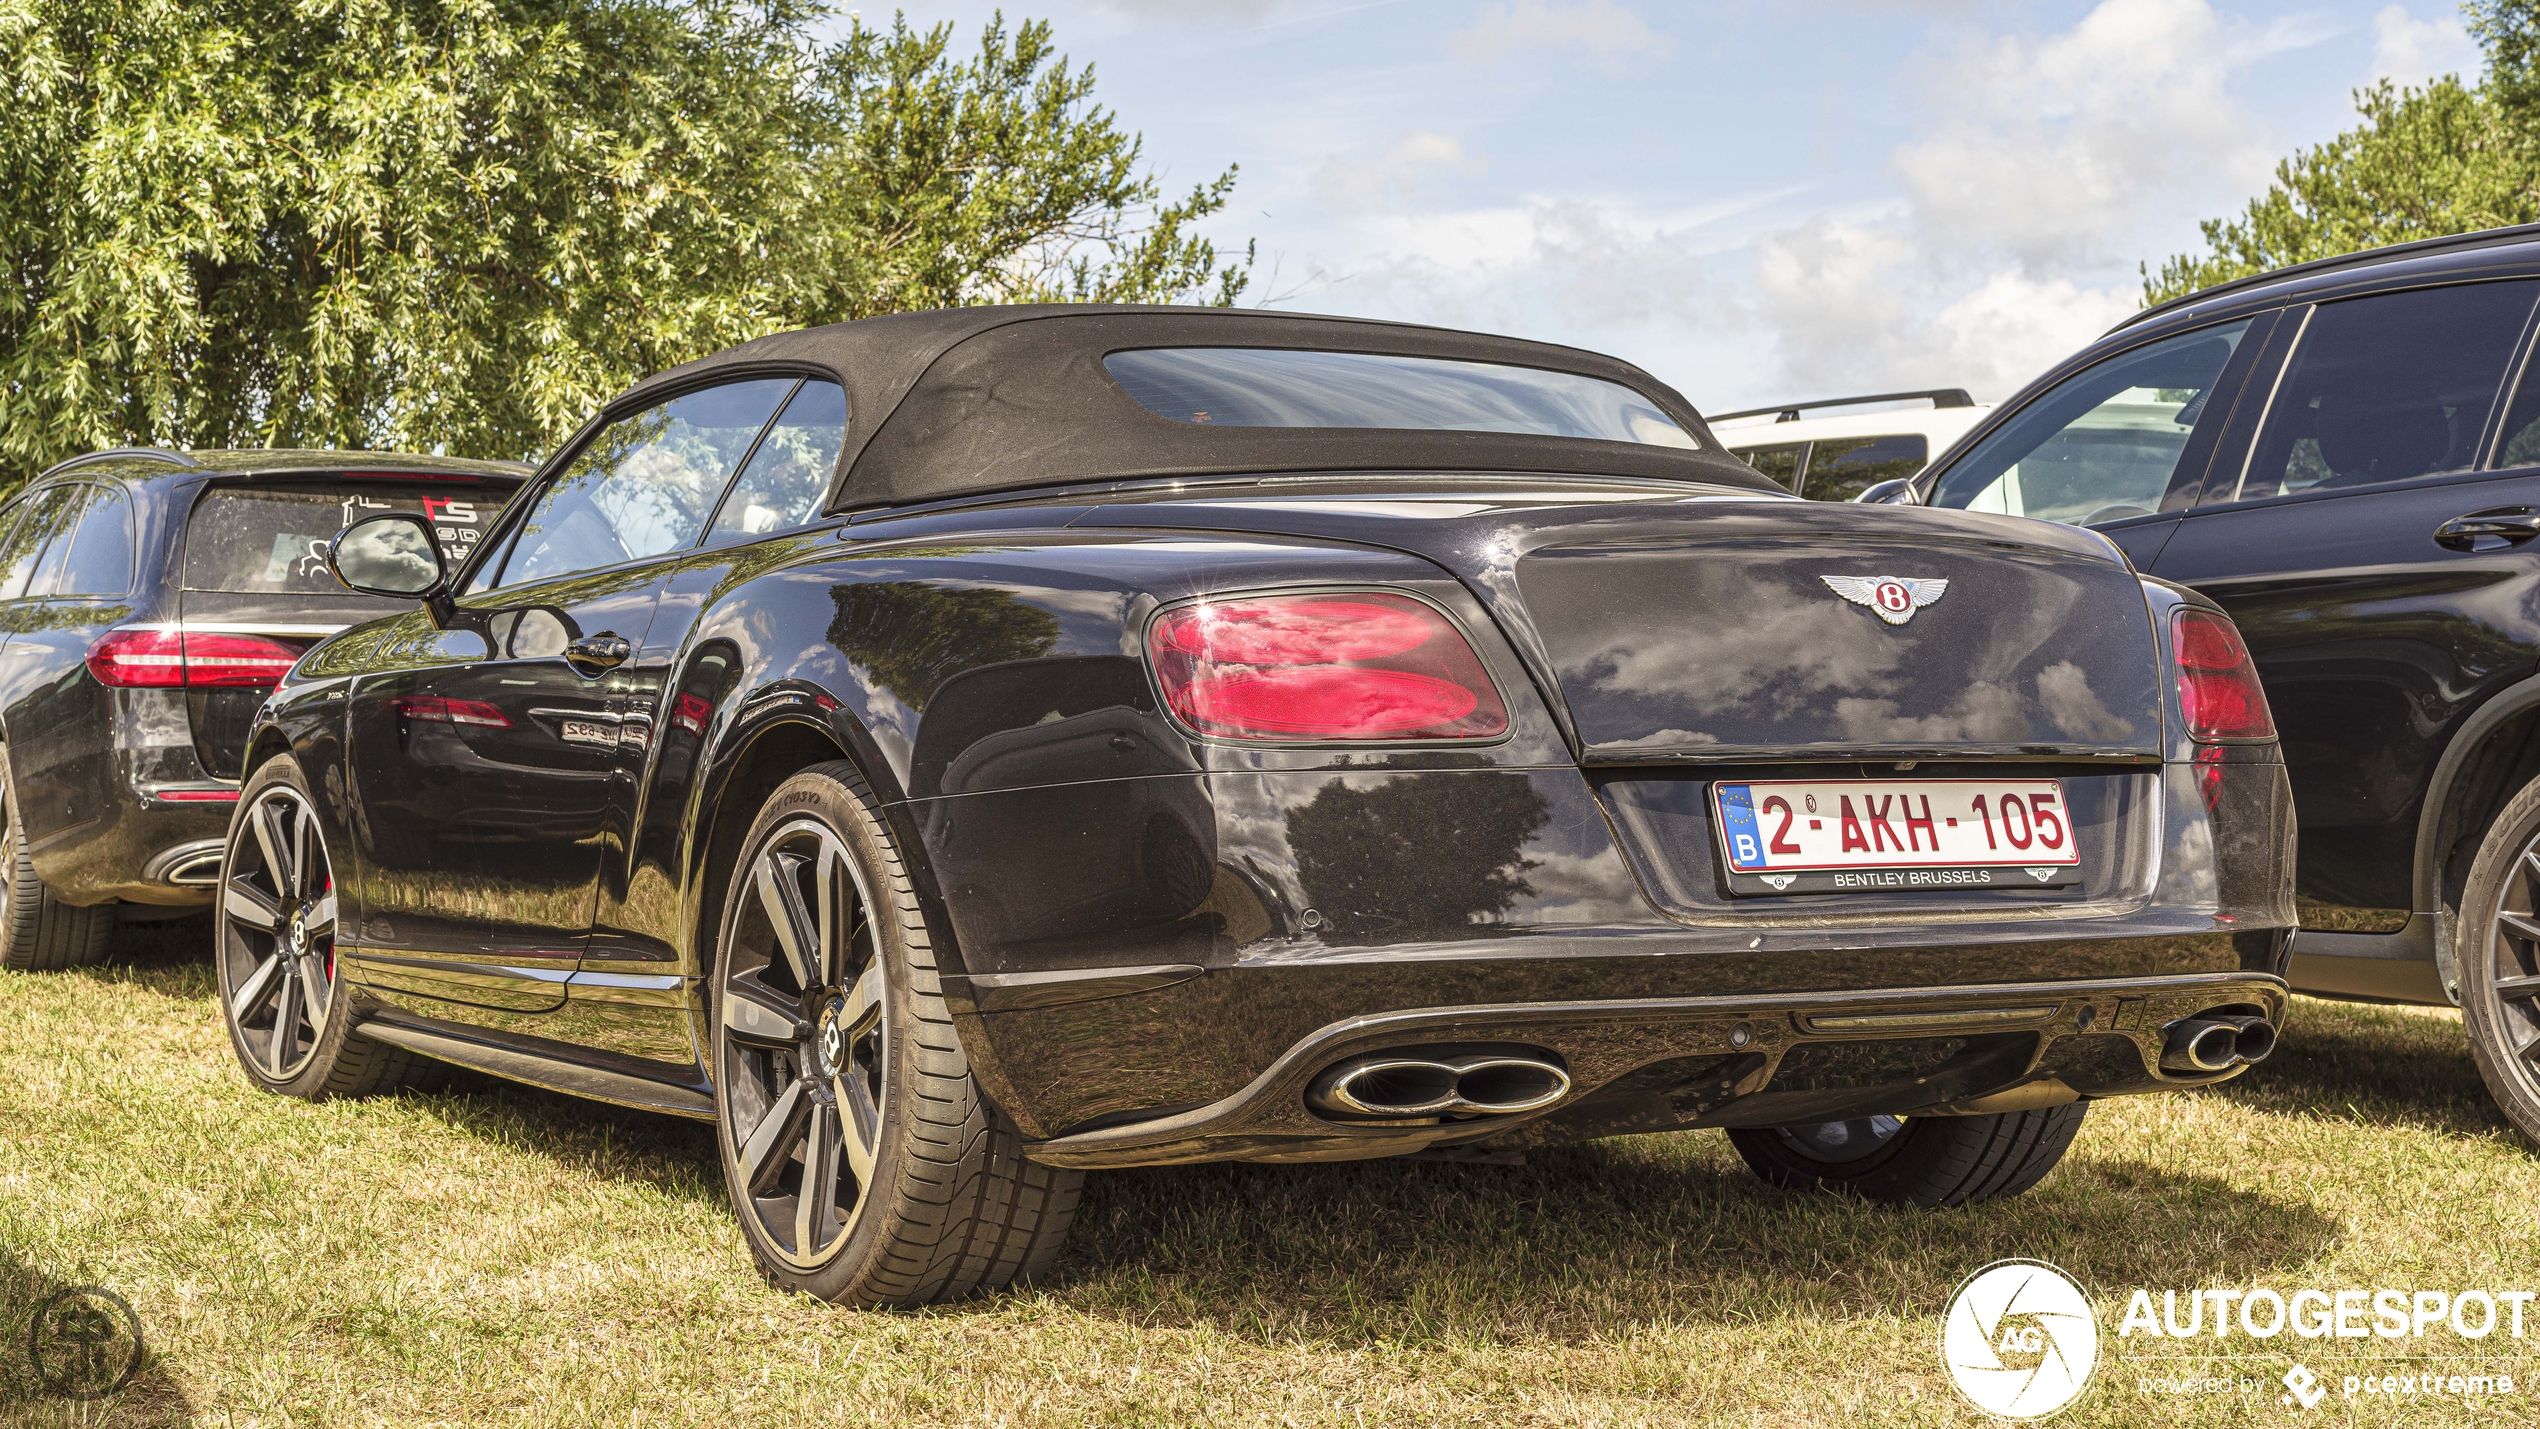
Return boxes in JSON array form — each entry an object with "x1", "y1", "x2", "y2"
[{"x1": 863, "y1": 1, "x2": 2485, "y2": 410}]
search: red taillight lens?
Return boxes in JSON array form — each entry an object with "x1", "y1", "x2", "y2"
[
  {"x1": 2172, "y1": 608, "x2": 2274, "y2": 741},
  {"x1": 86, "y1": 630, "x2": 301, "y2": 689},
  {"x1": 1148, "y1": 593, "x2": 1507, "y2": 742},
  {"x1": 671, "y1": 692, "x2": 713, "y2": 735},
  {"x1": 391, "y1": 696, "x2": 511, "y2": 728}
]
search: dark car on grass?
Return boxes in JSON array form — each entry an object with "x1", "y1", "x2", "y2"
[
  {"x1": 217, "y1": 306, "x2": 2295, "y2": 1307},
  {"x1": 1869, "y1": 224, "x2": 2540, "y2": 1147},
  {"x1": 0, "y1": 449, "x2": 524, "y2": 970}
]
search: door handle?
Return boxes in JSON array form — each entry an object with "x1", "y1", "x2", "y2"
[
  {"x1": 565, "y1": 634, "x2": 631, "y2": 676},
  {"x1": 2434, "y1": 507, "x2": 2540, "y2": 551}
]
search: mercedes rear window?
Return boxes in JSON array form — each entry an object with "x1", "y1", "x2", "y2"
[
  {"x1": 1102, "y1": 348, "x2": 1701, "y2": 448},
  {"x1": 183, "y1": 482, "x2": 509, "y2": 594}
]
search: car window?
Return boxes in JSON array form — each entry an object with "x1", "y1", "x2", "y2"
[
  {"x1": 706, "y1": 380, "x2": 847, "y2": 542},
  {"x1": 1103, "y1": 348, "x2": 1700, "y2": 447},
  {"x1": 1804, "y1": 434, "x2": 1927, "y2": 502},
  {"x1": 25, "y1": 485, "x2": 90, "y2": 597},
  {"x1": 54, "y1": 485, "x2": 133, "y2": 597},
  {"x1": 2238, "y1": 282, "x2": 2538, "y2": 500},
  {"x1": 498, "y1": 379, "x2": 796, "y2": 587},
  {"x1": 1731, "y1": 443, "x2": 1802, "y2": 490},
  {"x1": 186, "y1": 482, "x2": 507, "y2": 594},
  {"x1": 1929, "y1": 321, "x2": 2250, "y2": 526},
  {"x1": 0, "y1": 486, "x2": 83, "y2": 599}
]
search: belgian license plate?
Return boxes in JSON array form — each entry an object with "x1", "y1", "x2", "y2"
[{"x1": 1712, "y1": 778, "x2": 2082, "y2": 896}]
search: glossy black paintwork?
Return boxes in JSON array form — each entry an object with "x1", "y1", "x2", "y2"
[
  {"x1": 0, "y1": 452, "x2": 522, "y2": 911},
  {"x1": 257, "y1": 456, "x2": 2296, "y2": 1159},
  {"x1": 1913, "y1": 236, "x2": 2540, "y2": 968}
]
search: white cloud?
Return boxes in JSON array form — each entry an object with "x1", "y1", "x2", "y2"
[
  {"x1": 1892, "y1": 0, "x2": 2273, "y2": 271},
  {"x1": 1926, "y1": 270, "x2": 2137, "y2": 397},
  {"x1": 2369, "y1": 4, "x2": 2482, "y2": 89},
  {"x1": 1448, "y1": 0, "x2": 1669, "y2": 72},
  {"x1": 1311, "y1": 130, "x2": 1482, "y2": 214}
]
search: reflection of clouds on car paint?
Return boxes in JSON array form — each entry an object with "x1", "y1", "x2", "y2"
[
  {"x1": 2035, "y1": 661, "x2": 2135, "y2": 741},
  {"x1": 1836, "y1": 681, "x2": 2027, "y2": 743},
  {"x1": 1583, "y1": 602, "x2": 1905, "y2": 718}
]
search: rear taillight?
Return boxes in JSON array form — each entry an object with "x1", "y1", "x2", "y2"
[
  {"x1": 1147, "y1": 592, "x2": 1507, "y2": 742},
  {"x1": 2172, "y1": 608, "x2": 2274, "y2": 741},
  {"x1": 86, "y1": 630, "x2": 301, "y2": 689},
  {"x1": 391, "y1": 696, "x2": 511, "y2": 728}
]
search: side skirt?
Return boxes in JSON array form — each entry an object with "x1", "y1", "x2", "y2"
[{"x1": 356, "y1": 1010, "x2": 717, "y2": 1121}]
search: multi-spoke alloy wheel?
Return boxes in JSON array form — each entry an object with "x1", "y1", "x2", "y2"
[
  {"x1": 718, "y1": 817, "x2": 886, "y2": 1270},
  {"x1": 218, "y1": 759, "x2": 441, "y2": 1099},
  {"x1": 219, "y1": 783, "x2": 338, "y2": 1081},
  {"x1": 2461, "y1": 775, "x2": 2540, "y2": 1146},
  {"x1": 711, "y1": 761, "x2": 1083, "y2": 1306}
]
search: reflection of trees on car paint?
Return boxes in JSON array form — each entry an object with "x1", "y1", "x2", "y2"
[
  {"x1": 1285, "y1": 770, "x2": 1552, "y2": 940},
  {"x1": 826, "y1": 581, "x2": 1061, "y2": 710}
]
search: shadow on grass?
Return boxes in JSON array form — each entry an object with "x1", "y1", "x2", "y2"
[
  {"x1": 2219, "y1": 997, "x2": 2512, "y2": 1140},
  {"x1": 1031, "y1": 1129, "x2": 2338, "y2": 1347},
  {"x1": 407, "y1": 1076, "x2": 726, "y2": 1203},
  {"x1": 0, "y1": 1245, "x2": 192, "y2": 1426}
]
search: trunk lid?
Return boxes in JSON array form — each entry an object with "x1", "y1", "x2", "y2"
[{"x1": 1074, "y1": 483, "x2": 2164, "y2": 761}]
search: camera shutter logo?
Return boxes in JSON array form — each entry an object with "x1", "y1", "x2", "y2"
[
  {"x1": 27, "y1": 1284, "x2": 144, "y2": 1400},
  {"x1": 1940, "y1": 1259, "x2": 2099, "y2": 1420}
]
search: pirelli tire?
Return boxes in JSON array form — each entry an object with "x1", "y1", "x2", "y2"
[
  {"x1": 1726, "y1": 1103, "x2": 2089, "y2": 1208},
  {"x1": 711, "y1": 760, "x2": 1081, "y2": 1307},
  {"x1": 0, "y1": 758, "x2": 113, "y2": 971}
]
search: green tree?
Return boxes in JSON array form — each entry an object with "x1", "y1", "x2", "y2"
[
  {"x1": 2145, "y1": 1, "x2": 2540, "y2": 304},
  {"x1": 0, "y1": 1, "x2": 1247, "y2": 492}
]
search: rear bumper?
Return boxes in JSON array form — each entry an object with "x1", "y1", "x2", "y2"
[{"x1": 1021, "y1": 969, "x2": 2290, "y2": 1168}]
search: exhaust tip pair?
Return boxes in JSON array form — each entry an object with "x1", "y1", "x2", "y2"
[
  {"x1": 2160, "y1": 1009, "x2": 2278, "y2": 1073},
  {"x1": 1308, "y1": 1051, "x2": 1570, "y2": 1120}
]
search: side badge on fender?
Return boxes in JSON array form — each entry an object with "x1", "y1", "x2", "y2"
[{"x1": 1821, "y1": 575, "x2": 1949, "y2": 626}]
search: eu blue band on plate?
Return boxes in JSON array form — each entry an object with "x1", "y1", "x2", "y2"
[{"x1": 1716, "y1": 783, "x2": 1766, "y2": 869}]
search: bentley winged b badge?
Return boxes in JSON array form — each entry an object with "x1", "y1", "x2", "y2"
[{"x1": 1821, "y1": 574, "x2": 1949, "y2": 626}]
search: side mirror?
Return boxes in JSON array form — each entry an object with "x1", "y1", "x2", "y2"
[
  {"x1": 328, "y1": 512, "x2": 448, "y2": 607},
  {"x1": 1853, "y1": 478, "x2": 1922, "y2": 505}
]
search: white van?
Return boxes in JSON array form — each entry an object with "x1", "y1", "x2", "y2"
[{"x1": 1707, "y1": 389, "x2": 1993, "y2": 501}]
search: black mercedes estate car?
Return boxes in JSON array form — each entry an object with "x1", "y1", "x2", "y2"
[
  {"x1": 223, "y1": 307, "x2": 2294, "y2": 1306},
  {"x1": 0, "y1": 449, "x2": 522, "y2": 969},
  {"x1": 1872, "y1": 224, "x2": 2540, "y2": 1147}
]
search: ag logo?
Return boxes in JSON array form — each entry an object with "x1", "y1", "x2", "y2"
[{"x1": 1940, "y1": 1259, "x2": 2098, "y2": 1420}]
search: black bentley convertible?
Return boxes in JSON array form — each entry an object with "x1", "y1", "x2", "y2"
[{"x1": 221, "y1": 307, "x2": 2297, "y2": 1306}]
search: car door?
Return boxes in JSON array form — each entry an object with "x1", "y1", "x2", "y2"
[
  {"x1": 567, "y1": 377, "x2": 849, "y2": 1063},
  {"x1": 1921, "y1": 313, "x2": 2276, "y2": 568},
  {"x1": 0, "y1": 483, "x2": 97, "y2": 843},
  {"x1": 2151, "y1": 278, "x2": 2540, "y2": 933},
  {"x1": 17, "y1": 484, "x2": 138, "y2": 849},
  {"x1": 344, "y1": 378, "x2": 800, "y2": 1022}
]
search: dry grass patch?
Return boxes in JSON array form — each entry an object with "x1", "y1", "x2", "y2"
[{"x1": 1, "y1": 921, "x2": 2534, "y2": 1426}]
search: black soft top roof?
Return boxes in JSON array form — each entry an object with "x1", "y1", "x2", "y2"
[{"x1": 619, "y1": 304, "x2": 1778, "y2": 511}]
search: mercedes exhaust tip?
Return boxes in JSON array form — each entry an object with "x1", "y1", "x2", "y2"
[
  {"x1": 1308, "y1": 1051, "x2": 1570, "y2": 1120},
  {"x1": 2159, "y1": 1007, "x2": 2278, "y2": 1073}
]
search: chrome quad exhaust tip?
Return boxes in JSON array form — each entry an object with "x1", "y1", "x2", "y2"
[
  {"x1": 1308, "y1": 1050, "x2": 1571, "y2": 1120},
  {"x1": 2160, "y1": 1006, "x2": 2279, "y2": 1073}
]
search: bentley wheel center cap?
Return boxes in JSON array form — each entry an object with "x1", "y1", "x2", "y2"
[
  {"x1": 282, "y1": 906, "x2": 305, "y2": 954},
  {"x1": 817, "y1": 998, "x2": 847, "y2": 1078}
]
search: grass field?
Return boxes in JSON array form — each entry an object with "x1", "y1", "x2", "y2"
[{"x1": 3, "y1": 921, "x2": 2536, "y2": 1427}]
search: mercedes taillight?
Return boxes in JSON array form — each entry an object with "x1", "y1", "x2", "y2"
[{"x1": 86, "y1": 629, "x2": 302, "y2": 689}]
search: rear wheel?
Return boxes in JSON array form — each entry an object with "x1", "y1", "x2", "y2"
[
  {"x1": 1727, "y1": 1103, "x2": 2088, "y2": 1207},
  {"x1": 2457, "y1": 774, "x2": 2540, "y2": 1147},
  {"x1": 712, "y1": 761, "x2": 1080, "y2": 1307},
  {"x1": 217, "y1": 759, "x2": 441, "y2": 1098},
  {"x1": 0, "y1": 760, "x2": 113, "y2": 971}
]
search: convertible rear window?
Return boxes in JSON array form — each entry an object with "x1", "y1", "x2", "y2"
[
  {"x1": 1103, "y1": 348, "x2": 1700, "y2": 448},
  {"x1": 184, "y1": 482, "x2": 509, "y2": 594}
]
